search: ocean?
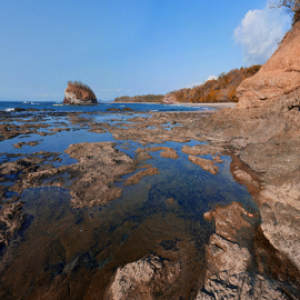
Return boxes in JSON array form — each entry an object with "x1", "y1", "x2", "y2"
[{"x1": 0, "y1": 100, "x2": 214, "y2": 114}]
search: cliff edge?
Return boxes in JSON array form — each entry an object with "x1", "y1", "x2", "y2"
[
  {"x1": 236, "y1": 20, "x2": 300, "y2": 111},
  {"x1": 63, "y1": 81, "x2": 97, "y2": 105},
  {"x1": 162, "y1": 66, "x2": 261, "y2": 104}
]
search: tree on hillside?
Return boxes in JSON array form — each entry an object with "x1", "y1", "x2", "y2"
[{"x1": 272, "y1": 0, "x2": 300, "y2": 23}]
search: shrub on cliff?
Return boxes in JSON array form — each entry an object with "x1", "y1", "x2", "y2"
[
  {"x1": 273, "y1": 0, "x2": 300, "y2": 23},
  {"x1": 165, "y1": 65, "x2": 261, "y2": 103},
  {"x1": 114, "y1": 94, "x2": 164, "y2": 103}
]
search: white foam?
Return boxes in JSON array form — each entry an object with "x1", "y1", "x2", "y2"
[{"x1": 4, "y1": 108, "x2": 15, "y2": 112}]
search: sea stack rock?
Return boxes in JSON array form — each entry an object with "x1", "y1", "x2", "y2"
[
  {"x1": 236, "y1": 20, "x2": 300, "y2": 111},
  {"x1": 63, "y1": 81, "x2": 97, "y2": 105}
]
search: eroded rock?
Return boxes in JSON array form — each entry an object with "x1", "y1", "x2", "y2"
[
  {"x1": 124, "y1": 168, "x2": 160, "y2": 186},
  {"x1": 188, "y1": 156, "x2": 218, "y2": 175},
  {"x1": 107, "y1": 255, "x2": 181, "y2": 300},
  {"x1": 63, "y1": 81, "x2": 97, "y2": 105},
  {"x1": 60, "y1": 142, "x2": 138, "y2": 207}
]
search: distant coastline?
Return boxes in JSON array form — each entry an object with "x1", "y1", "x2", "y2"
[{"x1": 112, "y1": 101, "x2": 236, "y2": 109}]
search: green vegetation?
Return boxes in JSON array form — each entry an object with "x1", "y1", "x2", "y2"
[{"x1": 114, "y1": 94, "x2": 164, "y2": 103}]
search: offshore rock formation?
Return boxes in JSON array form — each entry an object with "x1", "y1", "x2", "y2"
[
  {"x1": 63, "y1": 81, "x2": 97, "y2": 105},
  {"x1": 237, "y1": 20, "x2": 300, "y2": 111}
]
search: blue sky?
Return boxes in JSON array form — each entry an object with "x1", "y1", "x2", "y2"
[{"x1": 0, "y1": 0, "x2": 291, "y2": 101}]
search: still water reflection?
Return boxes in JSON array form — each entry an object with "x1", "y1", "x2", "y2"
[{"x1": 0, "y1": 146, "x2": 257, "y2": 299}]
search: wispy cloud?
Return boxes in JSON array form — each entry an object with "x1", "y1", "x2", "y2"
[{"x1": 234, "y1": 5, "x2": 291, "y2": 65}]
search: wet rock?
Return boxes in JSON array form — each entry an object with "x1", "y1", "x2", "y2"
[
  {"x1": 0, "y1": 202, "x2": 25, "y2": 246},
  {"x1": 160, "y1": 149, "x2": 179, "y2": 159},
  {"x1": 233, "y1": 170, "x2": 252, "y2": 183},
  {"x1": 182, "y1": 144, "x2": 222, "y2": 156},
  {"x1": 107, "y1": 255, "x2": 181, "y2": 300},
  {"x1": 136, "y1": 149, "x2": 153, "y2": 161},
  {"x1": 49, "y1": 128, "x2": 70, "y2": 132},
  {"x1": 60, "y1": 142, "x2": 138, "y2": 207},
  {"x1": 124, "y1": 168, "x2": 160, "y2": 186},
  {"x1": 28, "y1": 169, "x2": 59, "y2": 180},
  {"x1": 258, "y1": 182, "x2": 300, "y2": 271},
  {"x1": 107, "y1": 108, "x2": 120, "y2": 112},
  {"x1": 127, "y1": 117, "x2": 147, "y2": 123},
  {"x1": 121, "y1": 107, "x2": 135, "y2": 112},
  {"x1": 188, "y1": 156, "x2": 218, "y2": 175},
  {"x1": 212, "y1": 155, "x2": 223, "y2": 163},
  {"x1": 13, "y1": 140, "x2": 41, "y2": 149},
  {"x1": 197, "y1": 202, "x2": 294, "y2": 299},
  {"x1": 142, "y1": 146, "x2": 179, "y2": 160}
]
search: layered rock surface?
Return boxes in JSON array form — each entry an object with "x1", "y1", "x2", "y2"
[{"x1": 237, "y1": 20, "x2": 300, "y2": 111}]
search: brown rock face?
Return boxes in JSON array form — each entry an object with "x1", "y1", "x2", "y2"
[
  {"x1": 63, "y1": 81, "x2": 97, "y2": 105},
  {"x1": 237, "y1": 21, "x2": 300, "y2": 111}
]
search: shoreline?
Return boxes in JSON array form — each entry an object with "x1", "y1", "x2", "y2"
[{"x1": 112, "y1": 101, "x2": 236, "y2": 109}]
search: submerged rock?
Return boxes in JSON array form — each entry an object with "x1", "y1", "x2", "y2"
[
  {"x1": 61, "y1": 142, "x2": 138, "y2": 207},
  {"x1": 124, "y1": 168, "x2": 160, "y2": 186},
  {"x1": 0, "y1": 202, "x2": 25, "y2": 247},
  {"x1": 188, "y1": 156, "x2": 218, "y2": 175}
]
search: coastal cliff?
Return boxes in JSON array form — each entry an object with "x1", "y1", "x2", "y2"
[
  {"x1": 63, "y1": 81, "x2": 97, "y2": 105},
  {"x1": 162, "y1": 65, "x2": 261, "y2": 104},
  {"x1": 237, "y1": 20, "x2": 300, "y2": 111}
]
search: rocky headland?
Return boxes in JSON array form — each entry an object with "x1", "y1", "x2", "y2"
[
  {"x1": 163, "y1": 65, "x2": 261, "y2": 104},
  {"x1": 63, "y1": 81, "x2": 97, "y2": 105}
]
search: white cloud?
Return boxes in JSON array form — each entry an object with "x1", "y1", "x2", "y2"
[
  {"x1": 234, "y1": 5, "x2": 291, "y2": 65},
  {"x1": 207, "y1": 75, "x2": 217, "y2": 81}
]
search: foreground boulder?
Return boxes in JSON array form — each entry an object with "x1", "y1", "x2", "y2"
[
  {"x1": 63, "y1": 81, "x2": 97, "y2": 105},
  {"x1": 237, "y1": 20, "x2": 300, "y2": 111}
]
